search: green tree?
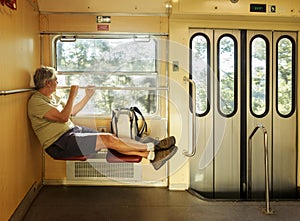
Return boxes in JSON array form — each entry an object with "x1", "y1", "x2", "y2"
[{"x1": 277, "y1": 38, "x2": 293, "y2": 115}]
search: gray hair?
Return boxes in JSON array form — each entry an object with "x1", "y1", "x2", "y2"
[{"x1": 34, "y1": 66, "x2": 57, "y2": 90}]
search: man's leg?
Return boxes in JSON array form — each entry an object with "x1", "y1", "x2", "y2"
[
  {"x1": 95, "y1": 133, "x2": 152, "y2": 158},
  {"x1": 94, "y1": 133, "x2": 177, "y2": 164}
]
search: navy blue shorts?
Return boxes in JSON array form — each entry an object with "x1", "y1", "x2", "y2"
[{"x1": 45, "y1": 126, "x2": 98, "y2": 158}]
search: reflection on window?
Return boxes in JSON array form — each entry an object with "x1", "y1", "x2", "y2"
[
  {"x1": 54, "y1": 37, "x2": 159, "y2": 115},
  {"x1": 277, "y1": 37, "x2": 294, "y2": 116},
  {"x1": 250, "y1": 36, "x2": 268, "y2": 116},
  {"x1": 191, "y1": 34, "x2": 210, "y2": 115},
  {"x1": 218, "y1": 35, "x2": 237, "y2": 117}
]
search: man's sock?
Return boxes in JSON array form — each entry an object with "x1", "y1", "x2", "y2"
[
  {"x1": 147, "y1": 151, "x2": 155, "y2": 161},
  {"x1": 146, "y1": 143, "x2": 155, "y2": 151}
]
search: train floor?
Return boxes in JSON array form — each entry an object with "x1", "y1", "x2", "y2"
[{"x1": 22, "y1": 185, "x2": 300, "y2": 221}]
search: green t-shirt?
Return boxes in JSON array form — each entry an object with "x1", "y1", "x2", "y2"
[{"x1": 27, "y1": 91, "x2": 74, "y2": 149}]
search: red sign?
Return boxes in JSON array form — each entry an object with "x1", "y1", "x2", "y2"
[{"x1": 97, "y1": 25, "x2": 109, "y2": 31}]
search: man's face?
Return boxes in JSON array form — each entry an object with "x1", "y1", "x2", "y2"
[{"x1": 47, "y1": 76, "x2": 58, "y2": 92}]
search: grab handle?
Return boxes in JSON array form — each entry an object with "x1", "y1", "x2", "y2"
[
  {"x1": 248, "y1": 124, "x2": 273, "y2": 214},
  {"x1": 183, "y1": 76, "x2": 196, "y2": 157}
]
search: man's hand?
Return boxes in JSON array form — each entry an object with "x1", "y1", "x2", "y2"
[
  {"x1": 70, "y1": 85, "x2": 79, "y2": 98},
  {"x1": 85, "y1": 85, "x2": 96, "y2": 98}
]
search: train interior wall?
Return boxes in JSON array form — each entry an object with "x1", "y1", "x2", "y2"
[
  {"x1": 0, "y1": 1, "x2": 41, "y2": 221},
  {"x1": 1, "y1": 0, "x2": 300, "y2": 220}
]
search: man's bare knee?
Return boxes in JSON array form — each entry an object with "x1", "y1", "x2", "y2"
[
  {"x1": 96, "y1": 133, "x2": 117, "y2": 149},
  {"x1": 101, "y1": 133, "x2": 119, "y2": 147}
]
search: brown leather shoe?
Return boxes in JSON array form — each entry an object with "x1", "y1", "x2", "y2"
[
  {"x1": 151, "y1": 146, "x2": 177, "y2": 170},
  {"x1": 154, "y1": 136, "x2": 176, "y2": 151}
]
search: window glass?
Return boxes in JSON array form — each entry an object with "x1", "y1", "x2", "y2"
[
  {"x1": 251, "y1": 36, "x2": 268, "y2": 116},
  {"x1": 56, "y1": 38, "x2": 156, "y2": 72},
  {"x1": 55, "y1": 37, "x2": 159, "y2": 115},
  {"x1": 277, "y1": 37, "x2": 294, "y2": 116},
  {"x1": 191, "y1": 34, "x2": 209, "y2": 115},
  {"x1": 218, "y1": 35, "x2": 237, "y2": 116}
]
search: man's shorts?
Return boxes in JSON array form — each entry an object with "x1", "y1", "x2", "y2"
[{"x1": 45, "y1": 126, "x2": 98, "y2": 158}]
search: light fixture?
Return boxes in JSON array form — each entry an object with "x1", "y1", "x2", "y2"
[{"x1": 165, "y1": 2, "x2": 172, "y2": 9}]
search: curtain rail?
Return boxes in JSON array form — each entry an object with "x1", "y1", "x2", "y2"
[
  {"x1": 0, "y1": 86, "x2": 168, "y2": 96},
  {"x1": 40, "y1": 32, "x2": 169, "y2": 37},
  {"x1": 58, "y1": 86, "x2": 168, "y2": 91},
  {"x1": 0, "y1": 88, "x2": 33, "y2": 96}
]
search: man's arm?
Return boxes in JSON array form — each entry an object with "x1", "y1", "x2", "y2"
[
  {"x1": 44, "y1": 85, "x2": 79, "y2": 122},
  {"x1": 71, "y1": 86, "x2": 95, "y2": 116}
]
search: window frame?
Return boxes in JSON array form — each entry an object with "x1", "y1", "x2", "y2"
[
  {"x1": 189, "y1": 33, "x2": 211, "y2": 117},
  {"x1": 51, "y1": 34, "x2": 166, "y2": 117}
]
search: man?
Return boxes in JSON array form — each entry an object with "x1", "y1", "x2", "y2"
[{"x1": 28, "y1": 66, "x2": 177, "y2": 170}]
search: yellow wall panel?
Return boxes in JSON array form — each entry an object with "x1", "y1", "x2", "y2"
[
  {"x1": 38, "y1": 0, "x2": 168, "y2": 14},
  {"x1": 40, "y1": 14, "x2": 168, "y2": 34},
  {"x1": 173, "y1": 0, "x2": 300, "y2": 18},
  {"x1": 44, "y1": 154, "x2": 67, "y2": 180},
  {"x1": 0, "y1": 1, "x2": 41, "y2": 220}
]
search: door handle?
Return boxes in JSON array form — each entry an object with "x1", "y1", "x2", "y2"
[{"x1": 183, "y1": 76, "x2": 196, "y2": 157}]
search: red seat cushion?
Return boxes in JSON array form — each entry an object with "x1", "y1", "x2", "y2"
[
  {"x1": 53, "y1": 150, "x2": 142, "y2": 163},
  {"x1": 106, "y1": 149, "x2": 142, "y2": 163}
]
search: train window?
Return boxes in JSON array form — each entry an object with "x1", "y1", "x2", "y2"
[
  {"x1": 54, "y1": 36, "x2": 159, "y2": 115},
  {"x1": 276, "y1": 36, "x2": 295, "y2": 117},
  {"x1": 250, "y1": 36, "x2": 269, "y2": 117},
  {"x1": 217, "y1": 35, "x2": 237, "y2": 117},
  {"x1": 190, "y1": 33, "x2": 210, "y2": 116}
]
